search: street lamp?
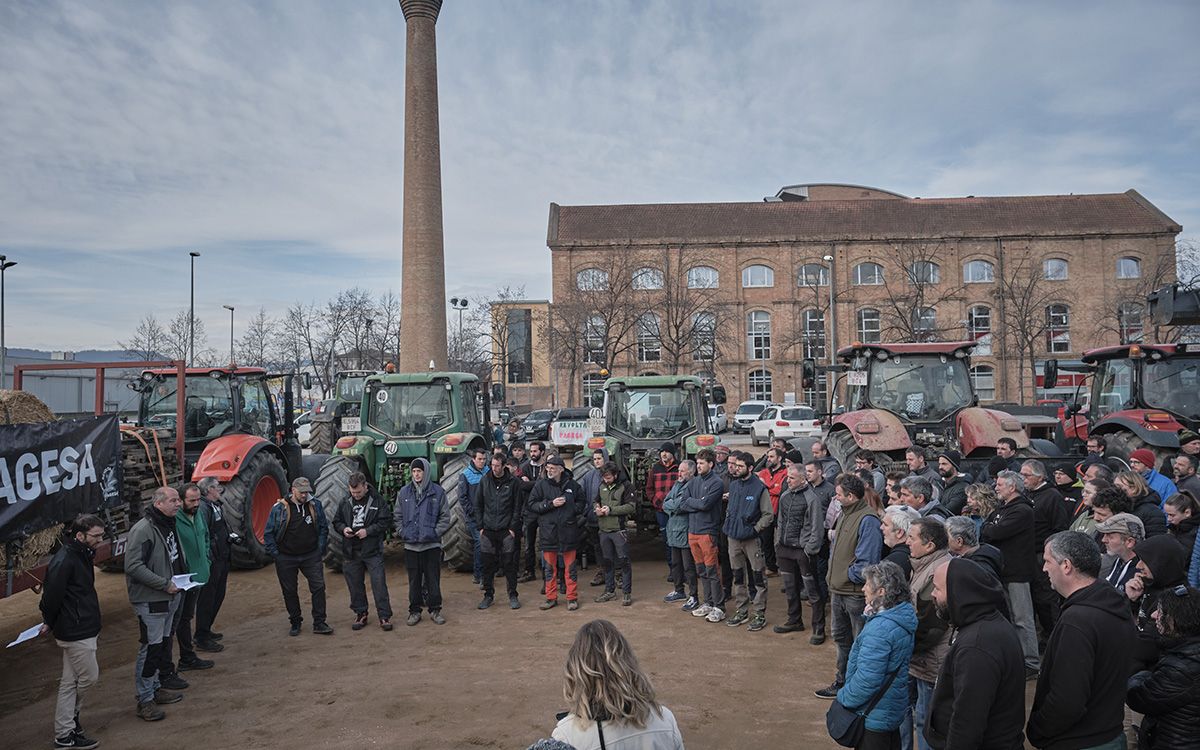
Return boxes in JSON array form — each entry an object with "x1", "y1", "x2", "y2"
[
  {"x1": 364, "y1": 318, "x2": 374, "y2": 369},
  {"x1": 189, "y1": 251, "x2": 201, "y2": 366},
  {"x1": 823, "y1": 253, "x2": 838, "y2": 413},
  {"x1": 222, "y1": 305, "x2": 235, "y2": 364},
  {"x1": 0, "y1": 255, "x2": 16, "y2": 390},
  {"x1": 449, "y1": 297, "x2": 469, "y2": 368}
]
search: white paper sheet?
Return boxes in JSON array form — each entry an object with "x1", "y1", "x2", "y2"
[
  {"x1": 6, "y1": 623, "x2": 42, "y2": 648},
  {"x1": 172, "y1": 574, "x2": 203, "y2": 591}
]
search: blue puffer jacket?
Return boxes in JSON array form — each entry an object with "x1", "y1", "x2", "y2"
[{"x1": 837, "y1": 600, "x2": 917, "y2": 732}]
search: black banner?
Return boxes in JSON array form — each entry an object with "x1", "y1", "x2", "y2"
[{"x1": 0, "y1": 414, "x2": 123, "y2": 543}]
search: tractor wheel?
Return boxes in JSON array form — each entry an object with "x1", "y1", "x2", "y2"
[
  {"x1": 1105, "y1": 431, "x2": 1171, "y2": 472},
  {"x1": 825, "y1": 430, "x2": 860, "y2": 473},
  {"x1": 314, "y1": 455, "x2": 360, "y2": 573},
  {"x1": 436, "y1": 455, "x2": 475, "y2": 573},
  {"x1": 308, "y1": 420, "x2": 335, "y2": 455},
  {"x1": 222, "y1": 451, "x2": 289, "y2": 569}
]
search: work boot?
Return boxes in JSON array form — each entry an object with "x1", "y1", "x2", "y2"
[
  {"x1": 773, "y1": 621, "x2": 805, "y2": 634},
  {"x1": 158, "y1": 673, "x2": 189, "y2": 691},
  {"x1": 810, "y1": 630, "x2": 827, "y2": 645},
  {"x1": 194, "y1": 637, "x2": 224, "y2": 652},
  {"x1": 153, "y1": 689, "x2": 183, "y2": 705},
  {"x1": 313, "y1": 622, "x2": 334, "y2": 635},
  {"x1": 136, "y1": 701, "x2": 165, "y2": 722},
  {"x1": 177, "y1": 657, "x2": 214, "y2": 671}
]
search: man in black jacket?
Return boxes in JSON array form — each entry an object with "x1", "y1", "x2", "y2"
[
  {"x1": 473, "y1": 453, "x2": 523, "y2": 610},
  {"x1": 1021, "y1": 459, "x2": 1071, "y2": 637},
  {"x1": 925, "y1": 558, "x2": 1025, "y2": 750},
  {"x1": 936, "y1": 450, "x2": 971, "y2": 516},
  {"x1": 1027, "y1": 531, "x2": 1135, "y2": 750},
  {"x1": 332, "y1": 471, "x2": 393, "y2": 631},
  {"x1": 194, "y1": 477, "x2": 232, "y2": 651},
  {"x1": 526, "y1": 454, "x2": 586, "y2": 611},
  {"x1": 980, "y1": 470, "x2": 1040, "y2": 676},
  {"x1": 40, "y1": 514, "x2": 105, "y2": 750}
]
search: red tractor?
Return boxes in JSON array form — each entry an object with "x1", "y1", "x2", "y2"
[{"x1": 820, "y1": 341, "x2": 1038, "y2": 474}]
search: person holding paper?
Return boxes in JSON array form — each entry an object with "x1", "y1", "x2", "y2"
[
  {"x1": 125, "y1": 486, "x2": 188, "y2": 722},
  {"x1": 174, "y1": 484, "x2": 215, "y2": 672},
  {"x1": 39, "y1": 513, "x2": 105, "y2": 749}
]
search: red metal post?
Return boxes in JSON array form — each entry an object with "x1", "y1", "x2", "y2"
[
  {"x1": 94, "y1": 367, "x2": 105, "y2": 415},
  {"x1": 175, "y1": 360, "x2": 186, "y2": 466}
]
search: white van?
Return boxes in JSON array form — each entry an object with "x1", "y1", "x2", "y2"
[{"x1": 732, "y1": 400, "x2": 773, "y2": 433}]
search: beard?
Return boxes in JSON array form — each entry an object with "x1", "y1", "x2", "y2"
[{"x1": 935, "y1": 600, "x2": 950, "y2": 622}]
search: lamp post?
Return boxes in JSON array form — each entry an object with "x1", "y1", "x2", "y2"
[
  {"x1": 822, "y1": 253, "x2": 838, "y2": 413},
  {"x1": 449, "y1": 297, "x2": 468, "y2": 368},
  {"x1": 189, "y1": 251, "x2": 201, "y2": 366},
  {"x1": 0, "y1": 255, "x2": 16, "y2": 390},
  {"x1": 222, "y1": 305, "x2": 235, "y2": 364},
  {"x1": 364, "y1": 318, "x2": 374, "y2": 369}
]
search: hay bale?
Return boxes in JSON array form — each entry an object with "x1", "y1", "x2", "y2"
[
  {"x1": 0, "y1": 526, "x2": 62, "y2": 572},
  {"x1": 0, "y1": 389, "x2": 56, "y2": 425}
]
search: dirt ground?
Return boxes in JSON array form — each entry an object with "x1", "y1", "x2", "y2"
[{"x1": 0, "y1": 535, "x2": 841, "y2": 750}]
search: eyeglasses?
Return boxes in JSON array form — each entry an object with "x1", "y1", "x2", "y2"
[{"x1": 84, "y1": 531, "x2": 105, "y2": 539}]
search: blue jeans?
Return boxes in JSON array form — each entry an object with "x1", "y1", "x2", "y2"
[{"x1": 900, "y1": 674, "x2": 936, "y2": 750}]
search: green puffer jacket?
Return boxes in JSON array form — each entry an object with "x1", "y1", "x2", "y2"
[{"x1": 596, "y1": 481, "x2": 634, "y2": 533}]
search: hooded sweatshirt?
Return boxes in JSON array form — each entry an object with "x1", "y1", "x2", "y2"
[
  {"x1": 1026, "y1": 579, "x2": 1136, "y2": 750},
  {"x1": 395, "y1": 457, "x2": 451, "y2": 551},
  {"x1": 925, "y1": 559, "x2": 1025, "y2": 750},
  {"x1": 1132, "y1": 535, "x2": 1189, "y2": 669}
]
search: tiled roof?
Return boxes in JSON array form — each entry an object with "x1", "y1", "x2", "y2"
[{"x1": 548, "y1": 189, "x2": 1180, "y2": 246}]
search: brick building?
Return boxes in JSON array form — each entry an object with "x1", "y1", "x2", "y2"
[{"x1": 544, "y1": 184, "x2": 1182, "y2": 409}]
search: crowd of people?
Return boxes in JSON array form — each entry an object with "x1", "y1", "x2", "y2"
[{"x1": 33, "y1": 426, "x2": 1200, "y2": 749}]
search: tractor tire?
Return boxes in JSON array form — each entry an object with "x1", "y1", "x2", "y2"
[
  {"x1": 222, "y1": 451, "x2": 289, "y2": 569},
  {"x1": 1029, "y1": 438, "x2": 1062, "y2": 457},
  {"x1": 1105, "y1": 431, "x2": 1171, "y2": 472},
  {"x1": 308, "y1": 420, "x2": 335, "y2": 456},
  {"x1": 436, "y1": 455, "x2": 475, "y2": 573},
  {"x1": 825, "y1": 429, "x2": 860, "y2": 473},
  {"x1": 313, "y1": 455, "x2": 362, "y2": 573}
]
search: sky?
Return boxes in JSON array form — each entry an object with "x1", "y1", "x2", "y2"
[{"x1": 1, "y1": 0, "x2": 1197, "y2": 351}]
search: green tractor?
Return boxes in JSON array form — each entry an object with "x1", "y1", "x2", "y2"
[
  {"x1": 313, "y1": 371, "x2": 490, "y2": 571},
  {"x1": 573, "y1": 375, "x2": 725, "y2": 525},
  {"x1": 308, "y1": 369, "x2": 376, "y2": 454}
]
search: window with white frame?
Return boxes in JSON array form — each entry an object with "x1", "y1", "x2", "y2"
[
  {"x1": 584, "y1": 315, "x2": 606, "y2": 365},
  {"x1": 970, "y1": 365, "x2": 995, "y2": 402},
  {"x1": 963, "y1": 259, "x2": 995, "y2": 283},
  {"x1": 576, "y1": 268, "x2": 609, "y2": 291},
  {"x1": 632, "y1": 267, "x2": 664, "y2": 290},
  {"x1": 692, "y1": 311, "x2": 716, "y2": 361},
  {"x1": 582, "y1": 373, "x2": 607, "y2": 408},
  {"x1": 912, "y1": 307, "x2": 937, "y2": 339},
  {"x1": 687, "y1": 266, "x2": 719, "y2": 289},
  {"x1": 1116, "y1": 257, "x2": 1142, "y2": 280},
  {"x1": 857, "y1": 308, "x2": 881, "y2": 343},
  {"x1": 747, "y1": 310, "x2": 771, "y2": 360},
  {"x1": 802, "y1": 309, "x2": 826, "y2": 359},
  {"x1": 1043, "y1": 258, "x2": 1068, "y2": 281},
  {"x1": 637, "y1": 313, "x2": 661, "y2": 362},
  {"x1": 1046, "y1": 304, "x2": 1071, "y2": 352},
  {"x1": 747, "y1": 369, "x2": 773, "y2": 401},
  {"x1": 908, "y1": 261, "x2": 941, "y2": 284},
  {"x1": 853, "y1": 262, "x2": 884, "y2": 286},
  {"x1": 741, "y1": 264, "x2": 775, "y2": 288},
  {"x1": 1117, "y1": 302, "x2": 1144, "y2": 343},
  {"x1": 968, "y1": 305, "x2": 992, "y2": 355},
  {"x1": 797, "y1": 263, "x2": 830, "y2": 287}
]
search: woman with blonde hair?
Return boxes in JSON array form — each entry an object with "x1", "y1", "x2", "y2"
[
  {"x1": 552, "y1": 619, "x2": 684, "y2": 749},
  {"x1": 1118, "y1": 470, "x2": 1169, "y2": 537},
  {"x1": 964, "y1": 483, "x2": 1000, "y2": 533}
]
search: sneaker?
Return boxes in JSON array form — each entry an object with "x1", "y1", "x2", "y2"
[
  {"x1": 589, "y1": 571, "x2": 606, "y2": 587},
  {"x1": 478, "y1": 596, "x2": 495, "y2": 610},
  {"x1": 810, "y1": 632, "x2": 827, "y2": 645},
  {"x1": 288, "y1": 624, "x2": 301, "y2": 637},
  {"x1": 595, "y1": 590, "x2": 617, "y2": 603},
  {"x1": 55, "y1": 731, "x2": 100, "y2": 749},
  {"x1": 178, "y1": 657, "x2": 214, "y2": 671},
  {"x1": 312, "y1": 622, "x2": 334, "y2": 635},
  {"x1": 406, "y1": 612, "x2": 421, "y2": 626},
  {"x1": 726, "y1": 609, "x2": 750, "y2": 627},
  {"x1": 622, "y1": 593, "x2": 633, "y2": 606},
  {"x1": 814, "y1": 682, "x2": 842, "y2": 700},
  {"x1": 681, "y1": 596, "x2": 700, "y2": 612},
  {"x1": 158, "y1": 673, "x2": 189, "y2": 691},
  {"x1": 663, "y1": 591, "x2": 687, "y2": 603},
  {"x1": 352, "y1": 613, "x2": 368, "y2": 631},
  {"x1": 153, "y1": 688, "x2": 183, "y2": 705},
  {"x1": 567, "y1": 600, "x2": 579, "y2": 611},
  {"x1": 747, "y1": 613, "x2": 766, "y2": 632},
  {"x1": 539, "y1": 599, "x2": 557, "y2": 610},
  {"x1": 195, "y1": 637, "x2": 224, "y2": 652},
  {"x1": 691, "y1": 603, "x2": 713, "y2": 618},
  {"x1": 773, "y1": 622, "x2": 805, "y2": 634},
  {"x1": 509, "y1": 596, "x2": 521, "y2": 610},
  {"x1": 380, "y1": 618, "x2": 393, "y2": 632},
  {"x1": 430, "y1": 610, "x2": 446, "y2": 625},
  {"x1": 136, "y1": 701, "x2": 165, "y2": 722},
  {"x1": 705, "y1": 607, "x2": 726, "y2": 623}
]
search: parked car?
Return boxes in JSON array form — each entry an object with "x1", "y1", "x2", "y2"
[
  {"x1": 296, "y1": 409, "x2": 313, "y2": 448},
  {"x1": 732, "y1": 400, "x2": 773, "y2": 433},
  {"x1": 708, "y1": 404, "x2": 728, "y2": 433},
  {"x1": 750, "y1": 404, "x2": 821, "y2": 446},
  {"x1": 522, "y1": 409, "x2": 557, "y2": 441}
]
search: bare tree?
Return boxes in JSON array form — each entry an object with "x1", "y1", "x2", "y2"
[
  {"x1": 543, "y1": 298, "x2": 591, "y2": 407},
  {"x1": 469, "y1": 285, "x2": 528, "y2": 401},
  {"x1": 164, "y1": 309, "x2": 214, "y2": 365},
  {"x1": 119, "y1": 314, "x2": 170, "y2": 360},
  {"x1": 365, "y1": 291, "x2": 401, "y2": 368},
  {"x1": 876, "y1": 241, "x2": 966, "y2": 342},
  {"x1": 992, "y1": 250, "x2": 1059, "y2": 402},
  {"x1": 650, "y1": 250, "x2": 733, "y2": 376},
  {"x1": 236, "y1": 307, "x2": 278, "y2": 368}
]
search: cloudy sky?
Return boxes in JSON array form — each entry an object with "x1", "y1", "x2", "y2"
[{"x1": 1, "y1": 0, "x2": 1197, "y2": 351}]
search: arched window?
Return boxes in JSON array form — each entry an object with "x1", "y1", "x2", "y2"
[
  {"x1": 802, "y1": 309, "x2": 826, "y2": 359},
  {"x1": 741, "y1": 264, "x2": 775, "y2": 288},
  {"x1": 912, "y1": 307, "x2": 937, "y2": 339},
  {"x1": 970, "y1": 365, "x2": 995, "y2": 402},
  {"x1": 857, "y1": 308, "x2": 881, "y2": 343},
  {"x1": 576, "y1": 268, "x2": 608, "y2": 291},
  {"x1": 632, "y1": 267, "x2": 664, "y2": 290},
  {"x1": 687, "y1": 266, "x2": 719, "y2": 289},
  {"x1": 797, "y1": 263, "x2": 830, "y2": 287},
  {"x1": 968, "y1": 305, "x2": 992, "y2": 355},
  {"x1": 1118, "y1": 302, "x2": 1144, "y2": 343},
  {"x1": 1046, "y1": 304, "x2": 1071, "y2": 353},
  {"x1": 1043, "y1": 258, "x2": 1068, "y2": 281},
  {"x1": 582, "y1": 373, "x2": 607, "y2": 408},
  {"x1": 747, "y1": 369, "x2": 773, "y2": 401},
  {"x1": 692, "y1": 311, "x2": 716, "y2": 361},
  {"x1": 853, "y1": 262, "x2": 884, "y2": 286},
  {"x1": 747, "y1": 311, "x2": 771, "y2": 360},
  {"x1": 963, "y1": 259, "x2": 995, "y2": 283},
  {"x1": 637, "y1": 313, "x2": 661, "y2": 362},
  {"x1": 908, "y1": 261, "x2": 941, "y2": 284},
  {"x1": 583, "y1": 315, "x2": 606, "y2": 365},
  {"x1": 1116, "y1": 257, "x2": 1142, "y2": 280}
]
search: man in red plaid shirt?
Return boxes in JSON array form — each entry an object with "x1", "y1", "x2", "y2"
[{"x1": 646, "y1": 442, "x2": 679, "y2": 579}]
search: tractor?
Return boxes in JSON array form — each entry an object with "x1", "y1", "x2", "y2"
[
  {"x1": 312, "y1": 371, "x2": 489, "y2": 571},
  {"x1": 132, "y1": 366, "x2": 323, "y2": 568},
  {"x1": 308, "y1": 369, "x2": 376, "y2": 453},
  {"x1": 821, "y1": 341, "x2": 1043, "y2": 476},
  {"x1": 572, "y1": 375, "x2": 724, "y2": 525}
]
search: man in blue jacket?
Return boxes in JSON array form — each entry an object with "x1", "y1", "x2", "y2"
[
  {"x1": 678, "y1": 448, "x2": 727, "y2": 622},
  {"x1": 724, "y1": 451, "x2": 774, "y2": 632},
  {"x1": 264, "y1": 477, "x2": 331, "y2": 637},
  {"x1": 395, "y1": 457, "x2": 451, "y2": 625}
]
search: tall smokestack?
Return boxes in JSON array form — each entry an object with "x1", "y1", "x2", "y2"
[{"x1": 398, "y1": 0, "x2": 447, "y2": 372}]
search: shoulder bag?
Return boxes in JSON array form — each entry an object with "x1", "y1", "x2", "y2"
[{"x1": 825, "y1": 664, "x2": 903, "y2": 747}]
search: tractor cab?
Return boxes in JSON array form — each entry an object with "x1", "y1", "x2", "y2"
[
  {"x1": 842, "y1": 342, "x2": 976, "y2": 425},
  {"x1": 136, "y1": 367, "x2": 279, "y2": 450}
]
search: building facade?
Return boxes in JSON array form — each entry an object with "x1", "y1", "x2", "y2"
[
  {"x1": 488, "y1": 300, "x2": 553, "y2": 409},
  {"x1": 545, "y1": 185, "x2": 1182, "y2": 409}
]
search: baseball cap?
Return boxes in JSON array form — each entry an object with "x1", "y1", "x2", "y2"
[
  {"x1": 544, "y1": 453, "x2": 565, "y2": 467},
  {"x1": 291, "y1": 477, "x2": 312, "y2": 492},
  {"x1": 1095, "y1": 512, "x2": 1145, "y2": 538}
]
